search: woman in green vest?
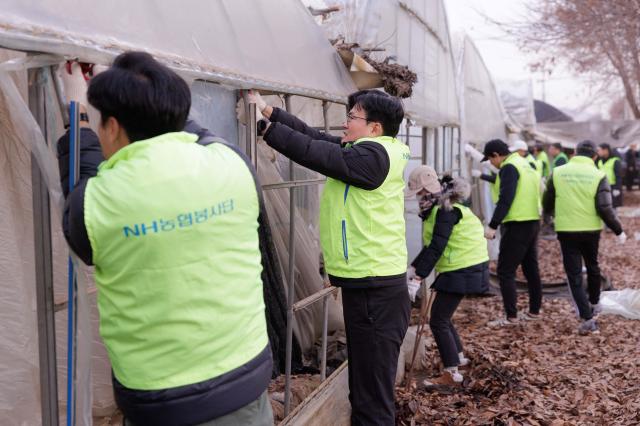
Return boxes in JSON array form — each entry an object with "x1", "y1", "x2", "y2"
[{"x1": 406, "y1": 167, "x2": 489, "y2": 388}]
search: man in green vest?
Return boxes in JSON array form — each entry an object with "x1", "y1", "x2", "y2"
[
  {"x1": 534, "y1": 144, "x2": 550, "y2": 178},
  {"x1": 549, "y1": 142, "x2": 568, "y2": 169},
  {"x1": 597, "y1": 143, "x2": 623, "y2": 208},
  {"x1": 481, "y1": 140, "x2": 543, "y2": 327},
  {"x1": 57, "y1": 53, "x2": 272, "y2": 425},
  {"x1": 249, "y1": 89, "x2": 409, "y2": 425},
  {"x1": 543, "y1": 140, "x2": 626, "y2": 334}
]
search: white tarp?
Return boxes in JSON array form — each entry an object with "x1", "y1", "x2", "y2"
[
  {"x1": 600, "y1": 289, "x2": 640, "y2": 320},
  {"x1": 0, "y1": 0, "x2": 356, "y2": 102},
  {"x1": 311, "y1": 0, "x2": 460, "y2": 127}
]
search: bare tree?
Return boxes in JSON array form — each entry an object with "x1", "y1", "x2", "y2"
[{"x1": 510, "y1": 0, "x2": 640, "y2": 118}]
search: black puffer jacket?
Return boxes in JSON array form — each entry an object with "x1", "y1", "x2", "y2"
[{"x1": 411, "y1": 178, "x2": 490, "y2": 295}]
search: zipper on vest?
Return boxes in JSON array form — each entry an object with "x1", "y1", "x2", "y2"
[{"x1": 341, "y1": 185, "x2": 350, "y2": 264}]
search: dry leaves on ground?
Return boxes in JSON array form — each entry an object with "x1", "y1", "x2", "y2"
[{"x1": 398, "y1": 191, "x2": 640, "y2": 425}]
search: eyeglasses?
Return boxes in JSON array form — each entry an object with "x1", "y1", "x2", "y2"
[{"x1": 346, "y1": 112, "x2": 369, "y2": 123}]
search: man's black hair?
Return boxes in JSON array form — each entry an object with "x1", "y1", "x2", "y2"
[
  {"x1": 552, "y1": 142, "x2": 563, "y2": 150},
  {"x1": 87, "y1": 51, "x2": 191, "y2": 143},
  {"x1": 347, "y1": 89, "x2": 387, "y2": 111},
  {"x1": 576, "y1": 140, "x2": 597, "y2": 157},
  {"x1": 347, "y1": 89, "x2": 404, "y2": 137},
  {"x1": 481, "y1": 139, "x2": 510, "y2": 161},
  {"x1": 599, "y1": 143, "x2": 611, "y2": 152},
  {"x1": 533, "y1": 143, "x2": 544, "y2": 153}
]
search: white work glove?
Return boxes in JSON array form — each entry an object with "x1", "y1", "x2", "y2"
[
  {"x1": 471, "y1": 169, "x2": 482, "y2": 178},
  {"x1": 464, "y1": 143, "x2": 485, "y2": 163},
  {"x1": 247, "y1": 90, "x2": 268, "y2": 115},
  {"x1": 408, "y1": 277, "x2": 421, "y2": 302},
  {"x1": 484, "y1": 226, "x2": 497, "y2": 240},
  {"x1": 61, "y1": 61, "x2": 88, "y2": 107},
  {"x1": 617, "y1": 231, "x2": 627, "y2": 245},
  {"x1": 612, "y1": 189, "x2": 621, "y2": 197}
]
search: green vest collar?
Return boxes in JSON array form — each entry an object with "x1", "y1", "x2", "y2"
[
  {"x1": 353, "y1": 135, "x2": 399, "y2": 145},
  {"x1": 570, "y1": 155, "x2": 596, "y2": 166},
  {"x1": 99, "y1": 132, "x2": 198, "y2": 171},
  {"x1": 501, "y1": 152, "x2": 520, "y2": 167}
]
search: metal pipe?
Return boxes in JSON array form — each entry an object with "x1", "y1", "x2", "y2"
[
  {"x1": 263, "y1": 178, "x2": 326, "y2": 191},
  {"x1": 322, "y1": 101, "x2": 330, "y2": 134},
  {"x1": 283, "y1": 94, "x2": 296, "y2": 417},
  {"x1": 320, "y1": 99, "x2": 331, "y2": 383},
  {"x1": 449, "y1": 127, "x2": 455, "y2": 175},
  {"x1": 456, "y1": 127, "x2": 461, "y2": 176},
  {"x1": 66, "y1": 101, "x2": 81, "y2": 426},
  {"x1": 421, "y1": 127, "x2": 427, "y2": 165},
  {"x1": 29, "y1": 67, "x2": 59, "y2": 426},
  {"x1": 50, "y1": 65, "x2": 69, "y2": 127},
  {"x1": 241, "y1": 91, "x2": 251, "y2": 155},
  {"x1": 320, "y1": 297, "x2": 329, "y2": 381},
  {"x1": 292, "y1": 286, "x2": 338, "y2": 312},
  {"x1": 434, "y1": 127, "x2": 440, "y2": 172},
  {"x1": 248, "y1": 102, "x2": 257, "y2": 170},
  {"x1": 405, "y1": 119, "x2": 411, "y2": 145}
]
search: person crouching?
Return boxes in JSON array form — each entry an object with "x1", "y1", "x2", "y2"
[{"x1": 406, "y1": 167, "x2": 490, "y2": 388}]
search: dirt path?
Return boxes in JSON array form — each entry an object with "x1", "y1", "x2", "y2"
[{"x1": 397, "y1": 191, "x2": 640, "y2": 425}]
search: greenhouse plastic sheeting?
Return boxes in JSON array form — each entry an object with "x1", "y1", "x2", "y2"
[
  {"x1": 453, "y1": 34, "x2": 507, "y2": 229},
  {"x1": 0, "y1": 51, "x2": 96, "y2": 425},
  {"x1": 316, "y1": 0, "x2": 460, "y2": 127},
  {"x1": 0, "y1": 0, "x2": 356, "y2": 102},
  {"x1": 499, "y1": 79, "x2": 536, "y2": 131},
  {"x1": 454, "y1": 34, "x2": 507, "y2": 146}
]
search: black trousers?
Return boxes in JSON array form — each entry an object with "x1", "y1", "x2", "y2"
[
  {"x1": 625, "y1": 169, "x2": 638, "y2": 190},
  {"x1": 429, "y1": 291, "x2": 463, "y2": 368},
  {"x1": 497, "y1": 220, "x2": 543, "y2": 318},
  {"x1": 557, "y1": 231, "x2": 602, "y2": 320},
  {"x1": 342, "y1": 283, "x2": 410, "y2": 426}
]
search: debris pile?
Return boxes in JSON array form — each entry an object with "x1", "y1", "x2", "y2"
[
  {"x1": 362, "y1": 56, "x2": 418, "y2": 98},
  {"x1": 333, "y1": 41, "x2": 418, "y2": 98},
  {"x1": 269, "y1": 374, "x2": 321, "y2": 422}
]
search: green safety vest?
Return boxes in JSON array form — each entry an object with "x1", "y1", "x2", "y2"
[
  {"x1": 423, "y1": 204, "x2": 489, "y2": 273},
  {"x1": 553, "y1": 156, "x2": 605, "y2": 232},
  {"x1": 527, "y1": 153, "x2": 542, "y2": 179},
  {"x1": 552, "y1": 152, "x2": 569, "y2": 169},
  {"x1": 536, "y1": 151, "x2": 550, "y2": 177},
  {"x1": 84, "y1": 132, "x2": 268, "y2": 390},
  {"x1": 319, "y1": 136, "x2": 409, "y2": 278},
  {"x1": 597, "y1": 157, "x2": 620, "y2": 185},
  {"x1": 501, "y1": 152, "x2": 541, "y2": 222}
]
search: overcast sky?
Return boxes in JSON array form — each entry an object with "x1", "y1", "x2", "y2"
[{"x1": 445, "y1": 0, "x2": 613, "y2": 118}]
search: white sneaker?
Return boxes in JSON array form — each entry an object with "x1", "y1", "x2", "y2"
[
  {"x1": 487, "y1": 317, "x2": 519, "y2": 327},
  {"x1": 458, "y1": 352, "x2": 470, "y2": 367}
]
